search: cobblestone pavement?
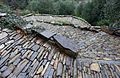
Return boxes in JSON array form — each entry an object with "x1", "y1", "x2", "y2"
[{"x1": 0, "y1": 15, "x2": 120, "y2": 78}]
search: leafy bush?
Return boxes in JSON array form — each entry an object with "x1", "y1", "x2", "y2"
[
  {"x1": 27, "y1": 0, "x2": 39, "y2": 13},
  {"x1": 80, "y1": 2, "x2": 94, "y2": 24},
  {"x1": 0, "y1": 14, "x2": 28, "y2": 29},
  {"x1": 1, "y1": 0, "x2": 119, "y2": 27},
  {"x1": 27, "y1": 0, "x2": 76, "y2": 15},
  {"x1": 4, "y1": 0, "x2": 28, "y2": 9},
  {"x1": 27, "y1": 0, "x2": 55, "y2": 14},
  {"x1": 57, "y1": 0, "x2": 76, "y2": 15},
  {"x1": 80, "y1": 0, "x2": 120, "y2": 26},
  {"x1": 96, "y1": 19, "x2": 110, "y2": 26},
  {"x1": 80, "y1": 0, "x2": 106, "y2": 25},
  {"x1": 75, "y1": 3, "x2": 83, "y2": 16},
  {"x1": 0, "y1": 3, "x2": 12, "y2": 13},
  {"x1": 103, "y1": 0, "x2": 120, "y2": 23}
]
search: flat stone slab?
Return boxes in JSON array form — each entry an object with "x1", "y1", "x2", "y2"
[
  {"x1": 40, "y1": 30, "x2": 56, "y2": 39},
  {"x1": 53, "y1": 35, "x2": 79, "y2": 58},
  {"x1": 53, "y1": 35, "x2": 79, "y2": 52},
  {"x1": 90, "y1": 63, "x2": 100, "y2": 72},
  {"x1": 31, "y1": 44, "x2": 39, "y2": 52},
  {"x1": 32, "y1": 29, "x2": 56, "y2": 39},
  {"x1": 23, "y1": 23, "x2": 33, "y2": 29},
  {"x1": 0, "y1": 32, "x2": 8, "y2": 40},
  {"x1": 0, "y1": 44, "x2": 5, "y2": 49},
  {"x1": 5, "y1": 40, "x2": 14, "y2": 45},
  {"x1": 0, "y1": 13, "x2": 7, "y2": 17},
  {"x1": 15, "y1": 23, "x2": 33, "y2": 34}
]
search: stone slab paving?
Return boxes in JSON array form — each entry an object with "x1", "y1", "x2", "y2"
[{"x1": 0, "y1": 28, "x2": 120, "y2": 78}]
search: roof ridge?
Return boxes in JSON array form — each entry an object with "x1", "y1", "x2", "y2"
[{"x1": 16, "y1": 24, "x2": 79, "y2": 59}]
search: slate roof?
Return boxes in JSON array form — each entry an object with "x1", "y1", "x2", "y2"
[
  {"x1": 0, "y1": 14, "x2": 120, "y2": 78},
  {"x1": 0, "y1": 27, "x2": 120, "y2": 78},
  {"x1": 15, "y1": 20, "x2": 80, "y2": 59}
]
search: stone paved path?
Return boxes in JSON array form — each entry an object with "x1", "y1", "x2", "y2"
[{"x1": 0, "y1": 15, "x2": 120, "y2": 78}]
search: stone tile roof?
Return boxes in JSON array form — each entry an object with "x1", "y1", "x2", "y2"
[
  {"x1": 0, "y1": 15, "x2": 120, "y2": 78},
  {"x1": 16, "y1": 21, "x2": 80, "y2": 58},
  {"x1": 0, "y1": 27, "x2": 120, "y2": 78}
]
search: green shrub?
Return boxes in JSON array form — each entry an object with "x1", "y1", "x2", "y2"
[
  {"x1": 27, "y1": 0, "x2": 39, "y2": 13},
  {"x1": 0, "y1": 3, "x2": 12, "y2": 13},
  {"x1": 81, "y1": 2, "x2": 94, "y2": 24},
  {"x1": 75, "y1": 3, "x2": 84, "y2": 16},
  {"x1": 103, "y1": 0, "x2": 120, "y2": 24},
  {"x1": 57, "y1": 0, "x2": 76, "y2": 15},
  {"x1": 96, "y1": 19, "x2": 110, "y2": 26},
  {"x1": 27, "y1": 0, "x2": 55, "y2": 14},
  {"x1": 1, "y1": 0, "x2": 119, "y2": 27},
  {"x1": 4, "y1": 0, "x2": 29, "y2": 9},
  {"x1": 0, "y1": 14, "x2": 28, "y2": 29},
  {"x1": 27, "y1": 0, "x2": 76, "y2": 15},
  {"x1": 81, "y1": 0, "x2": 106, "y2": 25}
]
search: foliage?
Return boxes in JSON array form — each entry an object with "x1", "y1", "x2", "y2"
[
  {"x1": 4, "y1": 0, "x2": 29, "y2": 9},
  {"x1": 27, "y1": 0, "x2": 55, "y2": 14},
  {"x1": 27, "y1": 0, "x2": 76, "y2": 15},
  {"x1": 56, "y1": 0, "x2": 76, "y2": 15},
  {"x1": 0, "y1": 3, "x2": 12, "y2": 13},
  {"x1": 0, "y1": 14, "x2": 28, "y2": 29},
  {"x1": 80, "y1": 0, "x2": 120, "y2": 26},
  {"x1": 0, "y1": 3, "x2": 27, "y2": 29},
  {"x1": 80, "y1": 0, "x2": 106, "y2": 25},
  {"x1": 1, "y1": 0, "x2": 120, "y2": 27},
  {"x1": 103, "y1": 0, "x2": 120, "y2": 23},
  {"x1": 96, "y1": 19, "x2": 110, "y2": 26},
  {"x1": 80, "y1": 2, "x2": 94, "y2": 24},
  {"x1": 75, "y1": 3, "x2": 83, "y2": 17}
]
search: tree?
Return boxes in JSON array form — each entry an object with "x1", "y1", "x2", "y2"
[
  {"x1": 104, "y1": 0, "x2": 120, "y2": 23},
  {"x1": 75, "y1": 3, "x2": 84, "y2": 16},
  {"x1": 0, "y1": 3, "x2": 12, "y2": 13},
  {"x1": 4, "y1": 0, "x2": 29, "y2": 9},
  {"x1": 57, "y1": 0, "x2": 76, "y2": 15},
  {"x1": 81, "y1": 2, "x2": 94, "y2": 24},
  {"x1": 28, "y1": 0, "x2": 55, "y2": 14},
  {"x1": 81, "y1": 0, "x2": 106, "y2": 25}
]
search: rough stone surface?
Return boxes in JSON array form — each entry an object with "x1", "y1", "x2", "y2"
[
  {"x1": 5, "y1": 40, "x2": 14, "y2": 45},
  {"x1": 31, "y1": 44, "x2": 39, "y2": 52},
  {"x1": 90, "y1": 63, "x2": 100, "y2": 72},
  {"x1": 40, "y1": 30, "x2": 56, "y2": 39},
  {"x1": 0, "y1": 32, "x2": 8, "y2": 40},
  {"x1": 0, "y1": 15, "x2": 120, "y2": 78},
  {"x1": 54, "y1": 35, "x2": 79, "y2": 52},
  {"x1": 0, "y1": 44, "x2": 5, "y2": 49}
]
